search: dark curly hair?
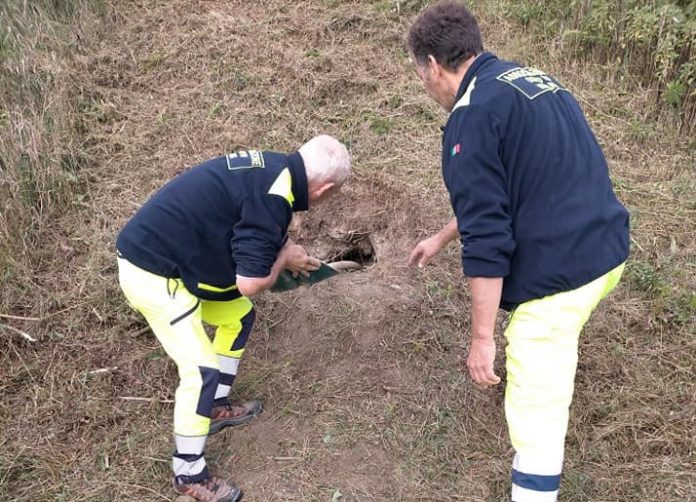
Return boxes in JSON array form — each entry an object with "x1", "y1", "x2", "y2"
[{"x1": 407, "y1": 1, "x2": 483, "y2": 71}]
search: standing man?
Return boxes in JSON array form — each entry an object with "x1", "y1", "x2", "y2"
[
  {"x1": 406, "y1": 3, "x2": 629, "y2": 501},
  {"x1": 116, "y1": 135, "x2": 351, "y2": 502}
]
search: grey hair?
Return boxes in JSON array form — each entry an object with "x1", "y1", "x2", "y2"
[{"x1": 298, "y1": 134, "x2": 351, "y2": 186}]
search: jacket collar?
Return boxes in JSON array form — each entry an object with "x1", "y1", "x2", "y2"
[
  {"x1": 287, "y1": 151, "x2": 309, "y2": 211},
  {"x1": 453, "y1": 52, "x2": 498, "y2": 106}
]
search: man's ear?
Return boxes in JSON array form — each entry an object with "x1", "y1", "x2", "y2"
[
  {"x1": 427, "y1": 55, "x2": 441, "y2": 76},
  {"x1": 314, "y1": 181, "x2": 336, "y2": 200}
]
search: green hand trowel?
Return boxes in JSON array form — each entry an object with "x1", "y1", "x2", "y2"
[{"x1": 271, "y1": 261, "x2": 362, "y2": 292}]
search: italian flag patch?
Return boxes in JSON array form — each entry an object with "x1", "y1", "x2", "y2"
[{"x1": 451, "y1": 143, "x2": 461, "y2": 157}]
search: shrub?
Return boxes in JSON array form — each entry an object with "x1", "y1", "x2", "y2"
[{"x1": 504, "y1": 0, "x2": 696, "y2": 134}]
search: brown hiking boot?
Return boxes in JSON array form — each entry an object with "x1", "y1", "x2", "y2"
[
  {"x1": 209, "y1": 400, "x2": 263, "y2": 434},
  {"x1": 172, "y1": 475, "x2": 242, "y2": 502}
]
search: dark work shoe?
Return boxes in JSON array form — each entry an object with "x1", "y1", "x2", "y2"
[
  {"x1": 209, "y1": 400, "x2": 263, "y2": 435},
  {"x1": 172, "y1": 475, "x2": 243, "y2": 502}
]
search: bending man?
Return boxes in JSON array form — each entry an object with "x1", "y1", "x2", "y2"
[{"x1": 116, "y1": 135, "x2": 351, "y2": 502}]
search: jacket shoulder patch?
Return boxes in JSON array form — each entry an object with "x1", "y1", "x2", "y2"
[
  {"x1": 496, "y1": 67, "x2": 567, "y2": 100},
  {"x1": 226, "y1": 149, "x2": 266, "y2": 170}
]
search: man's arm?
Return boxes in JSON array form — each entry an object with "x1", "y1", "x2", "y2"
[
  {"x1": 236, "y1": 241, "x2": 320, "y2": 297},
  {"x1": 466, "y1": 276, "x2": 503, "y2": 386},
  {"x1": 439, "y1": 106, "x2": 511, "y2": 387},
  {"x1": 232, "y1": 193, "x2": 320, "y2": 296},
  {"x1": 408, "y1": 217, "x2": 459, "y2": 268}
]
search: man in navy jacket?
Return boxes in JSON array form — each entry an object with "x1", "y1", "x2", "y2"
[
  {"x1": 407, "y1": 3, "x2": 629, "y2": 501},
  {"x1": 117, "y1": 135, "x2": 350, "y2": 502}
]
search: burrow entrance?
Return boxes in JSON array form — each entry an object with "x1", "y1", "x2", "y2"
[{"x1": 320, "y1": 232, "x2": 376, "y2": 267}]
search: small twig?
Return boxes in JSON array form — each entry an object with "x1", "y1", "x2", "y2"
[
  {"x1": 91, "y1": 307, "x2": 104, "y2": 322},
  {"x1": 382, "y1": 385, "x2": 416, "y2": 395},
  {"x1": 88, "y1": 366, "x2": 118, "y2": 375},
  {"x1": 143, "y1": 456, "x2": 169, "y2": 463},
  {"x1": 118, "y1": 396, "x2": 174, "y2": 403},
  {"x1": 131, "y1": 326, "x2": 151, "y2": 337},
  {"x1": 0, "y1": 323, "x2": 37, "y2": 342},
  {"x1": 630, "y1": 235, "x2": 646, "y2": 254},
  {"x1": 0, "y1": 313, "x2": 41, "y2": 321},
  {"x1": 41, "y1": 301, "x2": 90, "y2": 319},
  {"x1": 271, "y1": 456, "x2": 300, "y2": 461},
  {"x1": 0, "y1": 301, "x2": 89, "y2": 323},
  {"x1": 105, "y1": 480, "x2": 170, "y2": 501}
]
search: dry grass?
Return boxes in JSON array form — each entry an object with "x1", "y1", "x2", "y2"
[{"x1": 0, "y1": 0, "x2": 694, "y2": 501}]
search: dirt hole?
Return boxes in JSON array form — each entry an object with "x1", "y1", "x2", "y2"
[{"x1": 324, "y1": 232, "x2": 375, "y2": 266}]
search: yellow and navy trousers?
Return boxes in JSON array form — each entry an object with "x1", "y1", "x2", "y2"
[
  {"x1": 117, "y1": 256, "x2": 255, "y2": 483},
  {"x1": 504, "y1": 263, "x2": 625, "y2": 502}
]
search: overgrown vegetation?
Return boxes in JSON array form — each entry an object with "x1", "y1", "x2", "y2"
[
  {"x1": 0, "y1": 0, "x2": 104, "y2": 315},
  {"x1": 504, "y1": 0, "x2": 696, "y2": 134}
]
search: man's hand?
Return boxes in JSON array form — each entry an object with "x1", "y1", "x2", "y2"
[
  {"x1": 465, "y1": 337, "x2": 501, "y2": 387},
  {"x1": 408, "y1": 234, "x2": 445, "y2": 268},
  {"x1": 465, "y1": 276, "x2": 503, "y2": 387},
  {"x1": 408, "y1": 218, "x2": 458, "y2": 268},
  {"x1": 236, "y1": 242, "x2": 320, "y2": 297},
  {"x1": 281, "y1": 243, "x2": 321, "y2": 277}
]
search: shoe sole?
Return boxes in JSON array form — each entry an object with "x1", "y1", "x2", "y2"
[
  {"x1": 173, "y1": 483, "x2": 243, "y2": 502},
  {"x1": 208, "y1": 401, "x2": 263, "y2": 435},
  {"x1": 229, "y1": 487, "x2": 243, "y2": 502}
]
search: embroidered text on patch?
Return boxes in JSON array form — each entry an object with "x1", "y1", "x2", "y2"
[
  {"x1": 226, "y1": 149, "x2": 266, "y2": 170},
  {"x1": 496, "y1": 67, "x2": 567, "y2": 100}
]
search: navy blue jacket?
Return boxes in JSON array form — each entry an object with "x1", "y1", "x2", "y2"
[
  {"x1": 442, "y1": 53, "x2": 630, "y2": 310},
  {"x1": 116, "y1": 150, "x2": 309, "y2": 301}
]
